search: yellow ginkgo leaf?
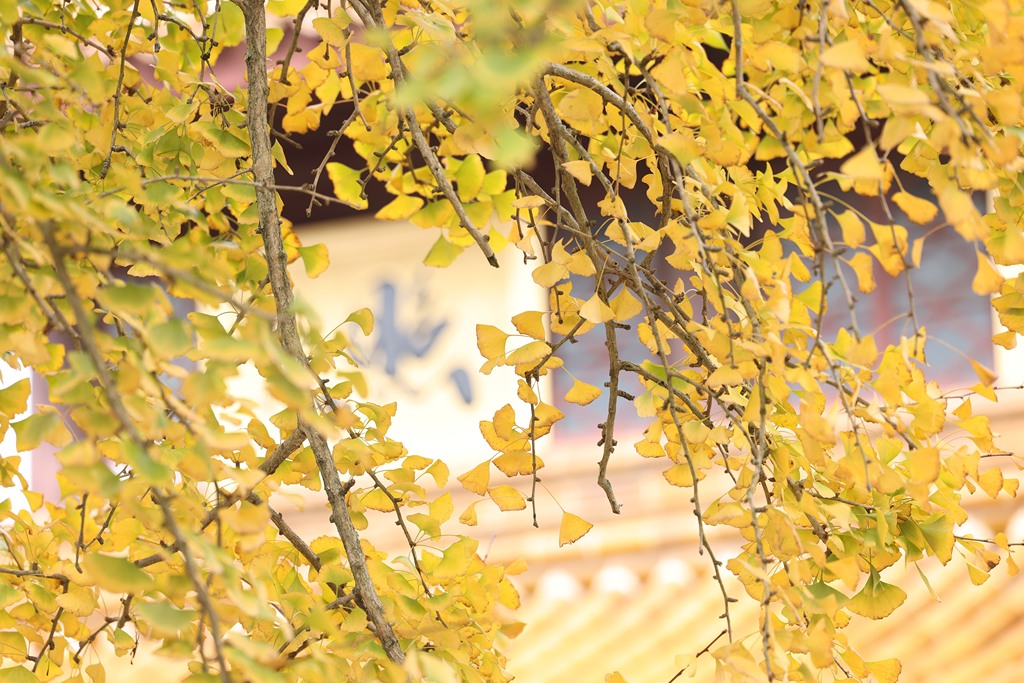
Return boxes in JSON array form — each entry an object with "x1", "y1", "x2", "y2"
[
  {"x1": 505, "y1": 340, "x2": 552, "y2": 366},
  {"x1": 978, "y1": 467, "x2": 1003, "y2": 498},
  {"x1": 992, "y1": 329, "x2": 1017, "y2": 349},
  {"x1": 891, "y1": 191, "x2": 938, "y2": 225},
  {"x1": 492, "y1": 404, "x2": 517, "y2": 441},
  {"x1": 375, "y1": 195, "x2": 424, "y2": 221},
  {"x1": 476, "y1": 325, "x2": 508, "y2": 360},
  {"x1": 610, "y1": 288, "x2": 643, "y2": 322},
  {"x1": 866, "y1": 659, "x2": 902, "y2": 683},
  {"x1": 970, "y1": 358, "x2": 997, "y2": 386},
  {"x1": 512, "y1": 195, "x2": 546, "y2": 209},
  {"x1": 835, "y1": 210, "x2": 865, "y2": 248},
  {"x1": 511, "y1": 311, "x2": 546, "y2": 340},
  {"x1": 905, "y1": 446, "x2": 939, "y2": 484},
  {"x1": 565, "y1": 379, "x2": 602, "y2": 406},
  {"x1": 846, "y1": 568, "x2": 907, "y2": 619},
  {"x1": 518, "y1": 378, "x2": 539, "y2": 404},
  {"x1": 662, "y1": 463, "x2": 695, "y2": 487},
  {"x1": 579, "y1": 294, "x2": 615, "y2": 323},
  {"x1": 459, "y1": 501, "x2": 479, "y2": 526},
  {"x1": 561, "y1": 160, "x2": 593, "y2": 186},
  {"x1": 347, "y1": 42, "x2": 388, "y2": 82},
  {"x1": 326, "y1": 162, "x2": 367, "y2": 209},
  {"x1": 867, "y1": 222, "x2": 909, "y2": 277},
  {"x1": 559, "y1": 511, "x2": 593, "y2": 546},
  {"x1": 706, "y1": 366, "x2": 743, "y2": 389},
  {"x1": 456, "y1": 154, "x2": 486, "y2": 202},
  {"x1": 820, "y1": 40, "x2": 871, "y2": 73},
  {"x1": 457, "y1": 461, "x2": 490, "y2": 495},
  {"x1": 493, "y1": 450, "x2": 543, "y2": 476},
  {"x1": 533, "y1": 260, "x2": 569, "y2": 287},
  {"x1": 840, "y1": 147, "x2": 883, "y2": 183},
  {"x1": 972, "y1": 251, "x2": 1004, "y2": 295},
  {"x1": 558, "y1": 86, "x2": 604, "y2": 121},
  {"x1": 847, "y1": 252, "x2": 876, "y2": 293},
  {"x1": 488, "y1": 485, "x2": 526, "y2": 511}
]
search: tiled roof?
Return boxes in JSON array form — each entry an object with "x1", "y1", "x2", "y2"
[{"x1": 506, "y1": 553, "x2": 1024, "y2": 683}]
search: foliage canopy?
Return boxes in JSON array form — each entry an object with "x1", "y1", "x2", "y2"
[{"x1": 1, "y1": 0, "x2": 1023, "y2": 681}]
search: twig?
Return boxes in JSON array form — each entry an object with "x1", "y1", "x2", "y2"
[{"x1": 234, "y1": 0, "x2": 406, "y2": 664}]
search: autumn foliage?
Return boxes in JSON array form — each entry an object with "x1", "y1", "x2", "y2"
[{"x1": 1, "y1": 0, "x2": 1023, "y2": 681}]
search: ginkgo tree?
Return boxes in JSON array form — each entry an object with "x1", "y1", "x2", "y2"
[{"x1": 1, "y1": 0, "x2": 1023, "y2": 681}]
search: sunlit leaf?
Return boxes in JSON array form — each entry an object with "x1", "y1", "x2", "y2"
[
  {"x1": 457, "y1": 461, "x2": 490, "y2": 495},
  {"x1": 488, "y1": 485, "x2": 526, "y2": 511},
  {"x1": 564, "y1": 379, "x2": 602, "y2": 406},
  {"x1": 846, "y1": 568, "x2": 906, "y2": 619},
  {"x1": 559, "y1": 512, "x2": 593, "y2": 546},
  {"x1": 83, "y1": 554, "x2": 153, "y2": 594}
]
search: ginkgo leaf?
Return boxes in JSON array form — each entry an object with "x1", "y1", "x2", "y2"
[
  {"x1": 846, "y1": 568, "x2": 906, "y2": 619},
  {"x1": 457, "y1": 461, "x2": 490, "y2": 495},
  {"x1": 375, "y1": 195, "x2": 424, "y2": 221},
  {"x1": 312, "y1": 16, "x2": 348, "y2": 46},
  {"x1": 820, "y1": 40, "x2": 871, "y2": 73},
  {"x1": 297, "y1": 243, "x2": 330, "y2": 278},
  {"x1": 13, "y1": 412, "x2": 71, "y2": 452},
  {"x1": 505, "y1": 340, "x2": 551, "y2": 365},
  {"x1": 970, "y1": 358, "x2": 997, "y2": 386},
  {"x1": 488, "y1": 485, "x2": 526, "y2": 511},
  {"x1": 326, "y1": 162, "x2": 367, "y2": 209},
  {"x1": 135, "y1": 602, "x2": 197, "y2": 636},
  {"x1": 492, "y1": 404, "x2": 517, "y2": 441},
  {"x1": 847, "y1": 252, "x2": 877, "y2": 293},
  {"x1": 564, "y1": 379, "x2": 602, "y2": 406},
  {"x1": 347, "y1": 42, "x2": 388, "y2": 82},
  {"x1": 658, "y1": 131, "x2": 702, "y2": 166},
  {"x1": 840, "y1": 147, "x2": 883, "y2": 182},
  {"x1": 511, "y1": 311, "x2": 546, "y2": 340},
  {"x1": 0, "y1": 666, "x2": 39, "y2": 683},
  {"x1": 149, "y1": 319, "x2": 192, "y2": 357},
  {"x1": 83, "y1": 554, "x2": 153, "y2": 593},
  {"x1": 559, "y1": 512, "x2": 593, "y2": 546},
  {"x1": 493, "y1": 450, "x2": 543, "y2": 476},
  {"x1": 345, "y1": 308, "x2": 374, "y2": 336},
  {"x1": 610, "y1": 289, "x2": 643, "y2": 322},
  {"x1": 476, "y1": 325, "x2": 509, "y2": 359},
  {"x1": 992, "y1": 329, "x2": 1017, "y2": 350},
  {"x1": 972, "y1": 251, "x2": 1004, "y2": 295},
  {"x1": 55, "y1": 587, "x2": 99, "y2": 617},
  {"x1": 579, "y1": 294, "x2": 615, "y2": 323},
  {"x1": 876, "y1": 83, "x2": 930, "y2": 107},
  {"x1": 361, "y1": 488, "x2": 397, "y2": 512},
  {"x1": 193, "y1": 122, "x2": 250, "y2": 158},
  {"x1": 533, "y1": 260, "x2": 569, "y2": 287},
  {"x1": 835, "y1": 210, "x2": 865, "y2": 248},
  {"x1": 434, "y1": 539, "x2": 476, "y2": 578},
  {"x1": 868, "y1": 222, "x2": 909, "y2": 277},
  {"x1": 518, "y1": 378, "x2": 539, "y2": 404},
  {"x1": 892, "y1": 191, "x2": 938, "y2": 225},
  {"x1": 459, "y1": 501, "x2": 479, "y2": 526},
  {"x1": 558, "y1": 86, "x2": 603, "y2": 121},
  {"x1": 905, "y1": 446, "x2": 939, "y2": 484},
  {"x1": 456, "y1": 154, "x2": 486, "y2": 201},
  {"x1": 424, "y1": 235, "x2": 464, "y2": 267},
  {"x1": 512, "y1": 195, "x2": 546, "y2": 209},
  {"x1": 706, "y1": 366, "x2": 743, "y2": 389},
  {"x1": 0, "y1": 379, "x2": 31, "y2": 417},
  {"x1": 561, "y1": 160, "x2": 593, "y2": 186},
  {"x1": 866, "y1": 659, "x2": 902, "y2": 683},
  {"x1": 978, "y1": 467, "x2": 1003, "y2": 498},
  {"x1": 663, "y1": 464, "x2": 696, "y2": 487}
]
